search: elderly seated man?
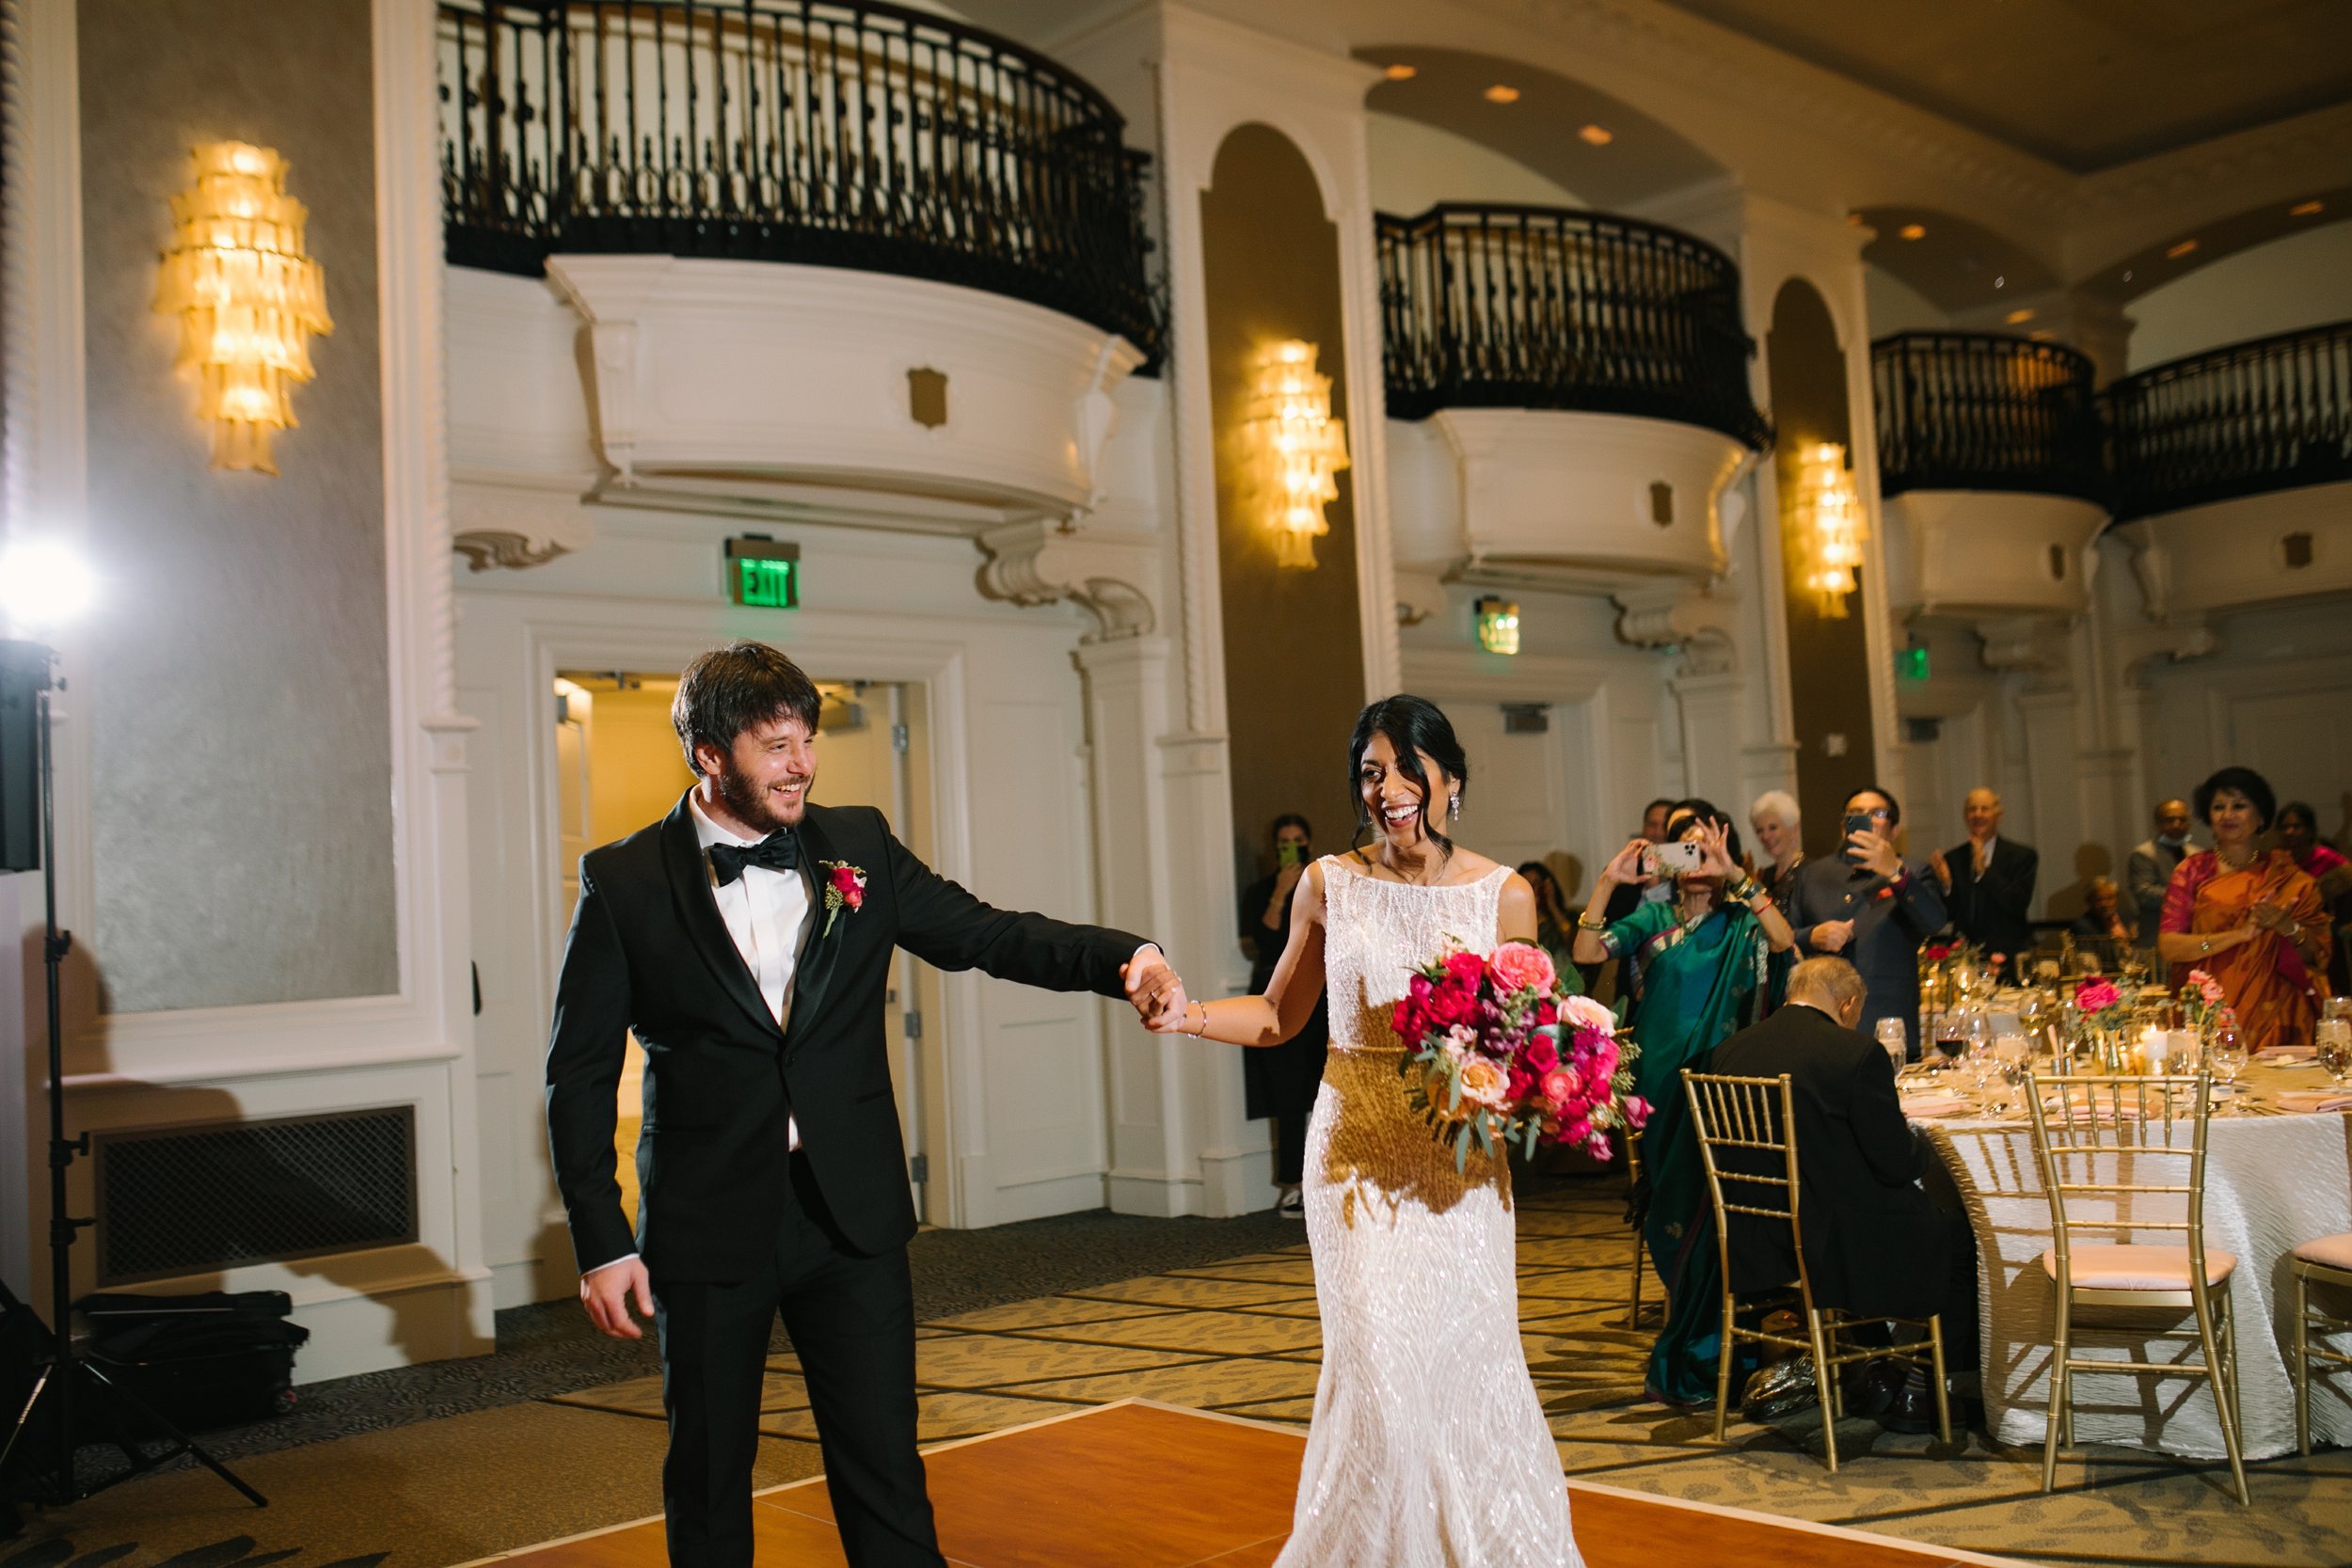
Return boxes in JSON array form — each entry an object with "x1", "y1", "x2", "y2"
[{"x1": 1709, "y1": 956, "x2": 1979, "y2": 1433}]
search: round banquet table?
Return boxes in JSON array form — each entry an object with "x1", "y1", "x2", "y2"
[{"x1": 1912, "y1": 1058, "x2": 2352, "y2": 1460}]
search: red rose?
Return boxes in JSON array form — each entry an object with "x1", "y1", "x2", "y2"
[
  {"x1": 1534, "y1": 998, "x2": 1558, "y2": 1026},
  {"x1": 1524, "y1": 1031, "x2": 1559, "y2": 1074},
  {"x1": 1444, "y1": 950, "x2": 1486, "y2": 990}
]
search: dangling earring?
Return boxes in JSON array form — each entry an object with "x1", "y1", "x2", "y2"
[{"x1": 1449, "y1": 792, "x2": 1462, "y2": 821}]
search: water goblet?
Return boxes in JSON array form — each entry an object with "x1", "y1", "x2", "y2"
[
  {"x1": 1993, "y1": 1034, "x2": 2032, "y2": 1116},
  {"x1": 1874, "y1": 1017, "x2": 1910, "y2": 1075},
  {"x1": 2208, "y1": 1022, "x2": 2249, "y2": 1090},
  {"x1": 2318, "y1": 1020, "x2": 2352, "y2": 1088}
]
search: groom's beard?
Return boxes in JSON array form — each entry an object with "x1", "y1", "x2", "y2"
[{"x1": 714, "y1": 761, "x2": 809, "y2": 833}]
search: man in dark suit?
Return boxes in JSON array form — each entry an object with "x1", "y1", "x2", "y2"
[
  {"x1": 546, "y1": 642, "x2": 1185, "y2": 1568},
  {"x1": 1710, "y1": 956, "x2": 1978, "y2": 1433},
  {"x1": 1785, "y1": 784, "x2": 1947, "y2": 1059},
  {"x1": 1931, "y1": 787, "x2": 2038, "y2": 980}
]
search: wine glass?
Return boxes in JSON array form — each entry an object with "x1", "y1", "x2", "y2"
[
  {"x1": 1931, "y1": 1011, "x2": 1968, "y2": 1073},
  {"x1": 1992, "y1": 1033, "x2": 2032, "y2": 1116},
  {"x1": 2207, "y1": 1020, "x2": 2249, "y2": 1090},
  {"x1": 1874, "y1": 1017, "x2": 1910, "y2": 1076},
  {"x1": 2318, "y1": 1021, "x2": 2352, "y2": 1088}
]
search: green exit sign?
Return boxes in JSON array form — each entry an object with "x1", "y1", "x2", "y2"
[
  {"x1": 1899, "y1": 645, "x2": 1930, "y2": 681},
  {"x1": 726, "y1": 536, "x2": 801, "y2": 610}
]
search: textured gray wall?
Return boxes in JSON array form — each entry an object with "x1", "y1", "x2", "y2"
[{"x1": 79, "y1": 0, "x2": 400, "y2": 1012}]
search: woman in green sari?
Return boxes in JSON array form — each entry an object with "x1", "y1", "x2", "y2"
[{"x1": 1574, "y1": 799, "x2": 1794, "y2": 1406}]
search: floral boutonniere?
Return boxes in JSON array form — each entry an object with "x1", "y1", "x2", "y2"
[{"x1": 819, "y1": 861, "x2": 867, "y2": 936}]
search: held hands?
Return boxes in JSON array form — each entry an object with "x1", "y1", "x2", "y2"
[
  {"x1": 1600, "y1": 838, "x2": 1653, "y2": 887},
  {"x1": 1847, "y1": 825, "x2": 1902, "y2": 880},
  {"x1": 581, "y1": 1256, "x2": 655, "y2": 1340},
  {"x1": 1812, "y1": 917, "x2": 1855, "y2": 953},
  {"x1": 1121, "y1": 945, "x2": 1190, "y2": 1032}
]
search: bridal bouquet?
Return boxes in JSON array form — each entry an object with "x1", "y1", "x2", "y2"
[{"x1": 1391, "y1": 940, "x2": 1647, "y2": 1170}]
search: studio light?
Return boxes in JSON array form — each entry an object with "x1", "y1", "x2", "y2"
[
  {"x1": 1241, "y1": 340, "x2": 1351, "y2": 571},
  {"x1": 0, "y1": 536, "x2": 98, "y2": 631}
]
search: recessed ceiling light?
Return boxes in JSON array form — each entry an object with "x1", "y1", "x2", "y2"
[
  {"x1": 2166, "y1": 239, "x2": 2199, "y2": 259},
  {"x1": 2005, "y1": 308, "x2": 2035, "y2": 325},
  {"x1": 1484, "y1": 84, "x2": 1520, "y2": 103},
  {"x1": 2290, "y1": 198, "x2": 2324, "y2": 217},
  {"x1": 2122, "y1": 270, "x2": 2134, "y2": 282},
  {"x1": 1994, "y1": 276, "x2": 2005, "y2": 289},
  {"x1": 1383, "y1": 63, "x2": 1418, "y2": 81},
  {"x1": 1578, "y1": 123, "x2": 1613, "y2": 146},
  {"x1": 1899, "y1": 223, "x2": 1927, "y2": 240}
]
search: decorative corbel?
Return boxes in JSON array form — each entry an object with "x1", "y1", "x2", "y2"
[
  {"x1": 1613, "y1": 580, "x2": 1739, "y2": 676},
  {"x1": 977, "y1": 517, "x2": 1155, "y2": 643},
  {"x1": 1973, "y1": 616, "x2": 2070, "y2": 673},
  {"x1": 450, "y1": 479, "x2": 598, "y2": 571},
  {"x1": 544, "y1": 256, "x2": 676, "y2": 484},
  {"x1": 2115, "y1": 613, "x2": 2220, "y2": 688}
]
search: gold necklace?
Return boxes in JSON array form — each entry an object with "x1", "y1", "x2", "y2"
[{"x1": 2216, "y1": 843, "x2": 2257, "y2": 871}]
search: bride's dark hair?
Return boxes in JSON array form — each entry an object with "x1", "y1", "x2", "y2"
[{"x1": 1348, "y1": 695, "x2": 1470, "y2": 858}]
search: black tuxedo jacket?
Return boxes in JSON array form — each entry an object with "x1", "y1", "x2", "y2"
[
  {"x1": 1708, "y1": 1004, "x2": 1951, "y2": 1318},
  {"x1": 546, "y1": 795, "x2": 1149, "y2": 1280},
  {"x1": 1940, "y1": 836, "x2": 2038, "y2": 965}
]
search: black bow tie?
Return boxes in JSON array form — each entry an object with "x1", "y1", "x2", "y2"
[{"x1": 708, "y1": 830, "x2": 801, "y2": 886}]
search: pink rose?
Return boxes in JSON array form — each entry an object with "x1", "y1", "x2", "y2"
[
  {"x1": 1559, "y1": 995, "x2": 1616, "y2": 1037},
  {"x1": 1585, "y1": 1132, "x2": 1613, "y2": 1162},
  {"x1": 1540, "y1": 1066, "x2": 1581, "y2": 1107},
  {"x1": 2074, "y1": 978, "x2": 2120, "y2": 1013},
  {"x1": 1488, "y1": 941, "x2": 1557, "y2": 997},
  {"x1": 1624, "y1": 1095, "x2": 1651, "y2": 1130}
]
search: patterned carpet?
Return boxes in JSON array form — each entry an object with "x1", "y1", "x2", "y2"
[{"x1": 8, "y1": 1178, "x2": 2348, "y2": 1567}]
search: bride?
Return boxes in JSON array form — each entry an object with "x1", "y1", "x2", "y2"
[{"x1": 1154, "y1": 695, "x2": 1583, "y2": 1566}]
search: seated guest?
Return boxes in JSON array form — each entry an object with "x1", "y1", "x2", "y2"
[
  {"x1": 2157, "y1": 766, "x2": 2331, "y2": 1053},
  {"x1": 1709, "y1": 957, "x2": 1979, "y2": 1433},
  {"x1": 1748, "y1": 789, "x2": 1804, "y2": 909},
  {"x1": 2277, "y1": 800, "x2": 2352, "y2": 995},
  {"x1": 1931, "y1": 787, "x2": 2038, "y2": 980},
  {"x1": 2071, "y1": 876, "x2": 2134, "y2": 942},
  {"x1": 1785, "y1": 785, "x2": 1947, "y2": 1059}
]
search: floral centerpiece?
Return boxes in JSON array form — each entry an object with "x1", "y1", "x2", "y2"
[
  {"x1": 2178, "y1": 968, "x2": 2228, "y2": 1036},
  {"x1": 1918, "y1": 937, "x2": 1972, "y2": 1016},
  {"x1": 1391, "y1": 940, "x2": 1647, "y2": 1170}
]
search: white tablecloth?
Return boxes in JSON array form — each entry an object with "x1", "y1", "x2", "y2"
[{"x1": 1919, "y1": 1070, "x2": 2352, "y2": 1461}]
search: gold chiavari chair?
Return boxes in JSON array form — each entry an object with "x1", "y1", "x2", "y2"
[
  {"x1": 2023, "y1": 1072, "x2": 2246, "y2": 1504},
  {"x1": 1683, "y1": 1069, "x2": 1949, "y2": 1471},
  {"x1": 2288, "y1": 1232, "x2": 2352, "y2": 1456},
  {"x1": 1625, "y1": 1127, "x2": 1648, "y2": 1328}
]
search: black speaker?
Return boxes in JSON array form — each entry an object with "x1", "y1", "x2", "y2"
[{"x1": 0, "y1": 641, "x2": 50, "y2": 874}]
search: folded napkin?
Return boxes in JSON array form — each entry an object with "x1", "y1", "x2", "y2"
[
  {"x1": 2264, "y1": 1045, "x2": 2318, "y2": 1062},
  {"x1": 1903, "y1": 1094, "x2": 1972, "y2": 1118},
  {"x1": 2275, "y1": 1089, "x2": 2352, "y2": 1114}
]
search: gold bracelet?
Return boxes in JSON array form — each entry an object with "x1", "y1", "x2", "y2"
[
  {"x1": 1187, "y1": 1001, "x2": 1209, "y2": 1037},
  {"x1": 1577, "y1": 914, "x2": 1608, "y2": 932}
]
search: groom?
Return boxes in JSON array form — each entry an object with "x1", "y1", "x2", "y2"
[{"x1": 546, "y1": 641, "x2": 1188, "y2": 1567}]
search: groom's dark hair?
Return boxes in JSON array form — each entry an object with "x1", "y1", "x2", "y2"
[{"x1": 673, "y1": 641, "x2": 823, "y2": 773}]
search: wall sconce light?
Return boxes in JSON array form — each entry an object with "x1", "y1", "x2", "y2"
[
  {"x1": 153, "y1": 141, "x2": 332, "y2": 473},
  {"x1": 1242, "y1": 340, "x2": 1349, "y2": 570},
  {"x1": 1474, "y1": 596, "x2": 1520, "y2": 656},
  {"x1": 1794, "y1": 441, "x2": 1865, "y2": 618}
]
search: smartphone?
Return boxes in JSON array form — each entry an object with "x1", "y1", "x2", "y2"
[
  {"x1": 1646, "y1": 841, "x2": 1703, "y2": 876},
  {"x1": 1841, "y1": 810, "x2": 1875, "y2": 863},
  {"x1": 1277, "y1": 841, "x2": 1303, "y2": 869}
]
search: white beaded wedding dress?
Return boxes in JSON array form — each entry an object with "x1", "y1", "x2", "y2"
[{"x1": 1274, "y1": 858, "x2": 1584, "y2": 1567}]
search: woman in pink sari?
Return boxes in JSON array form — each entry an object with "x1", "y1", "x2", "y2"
[{"x1": 2159, "y1": 767, "x2": 2331, "y2": 1053}]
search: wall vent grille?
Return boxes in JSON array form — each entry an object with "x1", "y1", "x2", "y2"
[{"x1": 94, "y1": 1106, "x2": 418, "y2": 1285}]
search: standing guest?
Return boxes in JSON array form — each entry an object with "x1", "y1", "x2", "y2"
[
  {"x1": 2070, "y1": 877, "x2": 2134, "y2": 943},
  {"x1": 1239, "y1": 815, "x2": 1330, "y2": 1221},
  {"x1": 1785, "y1": 785, "x2": 1948, "y2": 1060},
  {"x1": 1709, "y1": 957, "x2": 1979, "y2": 1434},
  {"x1": 2158, "y1": 766, "x2": 2330, "y2": 1053},
  {"x1": 1931, "y1": 788, "x2": 2038, "y2": 980},
  {"x1": 1574, "y1": 800, "x2": 1794, "y2": 1407},
  {"x1": 2127, "y1": 799, "x2": 2197, "y2": 950},
  {"x1": 1517, "y1": 860, "x2": 1588, "y2": 996},
  {"x1": 1748, "y1": 790, "x2": 1804, "y2": 909},
  {"x1": 2277, "y1": 800, "x2": 2352, "y2": 995}
]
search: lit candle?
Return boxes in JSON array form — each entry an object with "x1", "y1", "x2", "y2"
[{"x1": 2140, "y1": 1025, "x2": 2169, "y2": 1072}]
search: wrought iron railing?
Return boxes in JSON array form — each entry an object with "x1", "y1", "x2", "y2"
[
  {"x1": 1375, "y1": 203, "x2": 1768, "y2": 447},
  {"x1": 2106, "y1": 322, "x2": 2352, "y2": 522},
  {"x1": 1871, "y1": 332, "x2": 2105, "y2": 504},
  {"x1": 437, "y1": 0, "x2": 1162, "y2": 363}
]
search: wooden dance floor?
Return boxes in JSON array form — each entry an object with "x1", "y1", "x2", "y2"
[{"x1": 478, "y1": 1400, "x2": 2019, "y2": 1568}]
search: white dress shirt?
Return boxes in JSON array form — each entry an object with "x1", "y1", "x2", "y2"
[{"x1": 584, "y1": 795, "x2": 815, "y2": 1280}]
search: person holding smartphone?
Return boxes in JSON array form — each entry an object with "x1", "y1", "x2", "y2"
[
  {"x1": 1783, "y1": 785, "x2": 1948, "y2": 1060},
  {"x1": 1238, "y1": 814, "x2": 1330, "y2": 1219}
]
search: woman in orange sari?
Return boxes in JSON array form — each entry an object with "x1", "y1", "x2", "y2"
[{"x1": 2159, "y1": 766, "x2": 2332, "y2": 1052}]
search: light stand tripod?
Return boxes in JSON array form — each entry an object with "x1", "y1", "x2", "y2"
[{"x1": 0, "y1": 641, "x2": 264, "y2": 1513}]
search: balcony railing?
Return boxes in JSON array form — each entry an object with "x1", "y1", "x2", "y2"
[
  {"x1": 1871, "y1": 332, "x2": 2105, "y2": 504},
  {"x1": 2106, "y1": 321, "x2": 2352, "y2": 522},
  {"x1": 1375, "y1": 203, "x2": 1768, "y2": 448},
  {"x1": 437, "y1": 0, "x2": 1162, "y2": 363}
]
